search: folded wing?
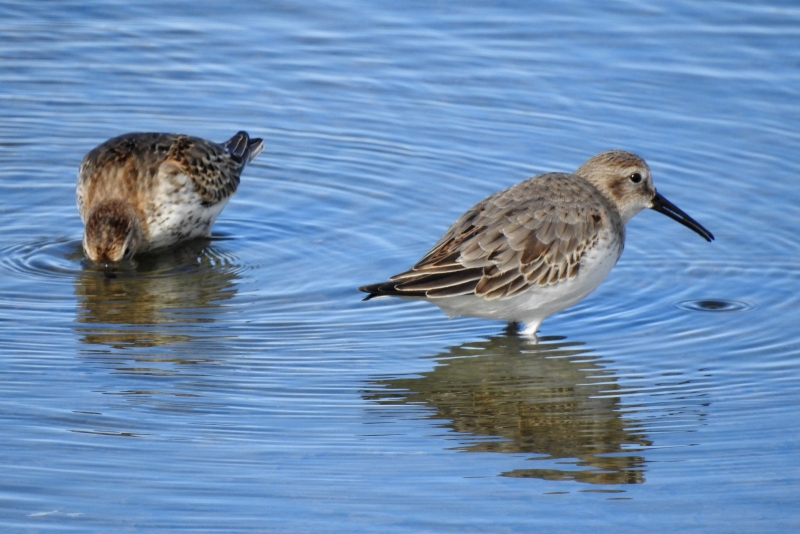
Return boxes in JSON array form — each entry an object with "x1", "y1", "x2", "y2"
[{"x1": 360, "y1": 173, "x2": 609, "y2": 300}]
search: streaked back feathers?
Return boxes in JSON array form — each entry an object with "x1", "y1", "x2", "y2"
[{"x1": 77, "y1": 131, "x2": 263, "y2": 262}]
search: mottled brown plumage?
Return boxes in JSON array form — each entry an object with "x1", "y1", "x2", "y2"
[
  {"x1": 359, "y1": 150, "x2": 714, "y2": 336},
  {"x1": 77, "y1": 131, "x2": 263, "y2": 262},
  {"x1": 389, "y1": 172, "x2": 614, "y2": 300}
]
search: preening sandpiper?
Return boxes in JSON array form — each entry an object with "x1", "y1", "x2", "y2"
[
  {"x1": 359, "y1": 150, "x2": 714, "y2": 337},
  {"x1": 77, "y1": 131, "x2": 263, "y2": 262}
]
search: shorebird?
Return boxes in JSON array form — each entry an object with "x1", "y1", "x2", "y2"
[
  {"x1": 77, "y1": 131, "x2": 263, "y2": 262},
  {"x1": 359, "y1": 150, "x2": 714, "y2": 337}
]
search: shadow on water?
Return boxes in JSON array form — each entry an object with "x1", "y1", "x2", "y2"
[
  {"x1": 365, "y1": 334, "x2": 651, "y2": 484},
  {"x1": 73, "y1": 238, "x2": 241, "y2": 350}
]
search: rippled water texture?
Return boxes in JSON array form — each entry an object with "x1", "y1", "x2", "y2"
[{"x1": 1, "y1": 1, "x2": 799, "y2": 532}]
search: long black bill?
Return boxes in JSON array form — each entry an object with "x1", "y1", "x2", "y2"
[{"x1": 650, "y1": 191, "x2": 714, "y2": 242}]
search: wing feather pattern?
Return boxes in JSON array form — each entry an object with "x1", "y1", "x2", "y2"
[
  {"x1": 165, "y1": 132, "x2": 262, "y2": 206},
  {"x1": 77, "y1": 132, "x2": 264, "y2": 211},
  {"x1": 359, "y1": 172, "x2": 613, "y2": 301}
]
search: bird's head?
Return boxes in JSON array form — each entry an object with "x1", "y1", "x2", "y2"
[
  {"x1": 82, "y1": 200, "x2": 143, "y2": 262},
  {"x1": 576, "y1": 150, "x2": 713, "y2": 241}
]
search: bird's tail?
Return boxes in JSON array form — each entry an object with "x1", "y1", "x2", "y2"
[
  {"x1": 358, "y1": 282, "x2": 425, "y2": 301},
  {"x1": 224, "y1": 131, "x2": 264, "y2": 164}
]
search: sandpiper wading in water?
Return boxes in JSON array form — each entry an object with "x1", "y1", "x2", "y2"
[
  {"x1": 359, "y1": 150, "x2": 714, "y2": 337},
  {"x1": 77, "y1": 131, "x2": 263, "y2": 263}
]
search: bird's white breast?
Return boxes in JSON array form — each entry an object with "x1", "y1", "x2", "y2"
[
  {"x1": 431, "y1": 228, "x2": 623, "y2": 330},
  {"x1": 144, "y1": 171, "x2": 228, "y2": 251}
]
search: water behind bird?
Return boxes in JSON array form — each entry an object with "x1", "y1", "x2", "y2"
[{"x1": 0, "y1": 0, "x2": 799, "y2": 532}]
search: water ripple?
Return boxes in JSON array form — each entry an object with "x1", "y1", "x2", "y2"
[
  {"x1": 0, "y1": 238, "x2": 83, "y2": 282},
  {"x1": 676, "y1": 299, "x2": 752, "y2": 313},
  {"x1": 1, "y1": 0, "x2": 799, "y2": 531}
]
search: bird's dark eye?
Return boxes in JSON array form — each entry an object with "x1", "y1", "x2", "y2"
[{"x1": 629, "y1": 172, "x2": 642, "y2": 183}]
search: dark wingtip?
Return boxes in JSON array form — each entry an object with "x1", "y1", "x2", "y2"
[
  {"x1": 358, "y1": 283, "x2": 380, "y2": 301},
  {"x1": 224, "y1": 131, "x2": 263, "y2": 164},
  {"x1": 224, "y1": 131, "x2": 249, "y2": 159},
  {"x1": 247, "y1": 137, "x2": 264, "y2": 163},
  {"x1": 358, "y1": 282, "x2": 402, "y2": 300}
]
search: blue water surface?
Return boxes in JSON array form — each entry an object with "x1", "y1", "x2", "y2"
[{"x1": 0, "y1": 1, "x2": 799, "y2": 532}]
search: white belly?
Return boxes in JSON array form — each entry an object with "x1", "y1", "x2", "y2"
[
  {"x1": 429, "y1": 236, "x2": 623, "y2": 334},
  {"x1": 144, "y1": 172, "x2": 229, "y2": 251}
]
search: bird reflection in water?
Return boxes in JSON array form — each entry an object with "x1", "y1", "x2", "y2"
[
  {"x1": 365, "y1": 332, "x2": 651, "y2": 484},
  {"x1": 73, "y1": 237, "x2": 240, "y2": 350}
]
